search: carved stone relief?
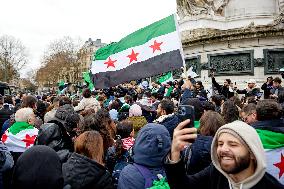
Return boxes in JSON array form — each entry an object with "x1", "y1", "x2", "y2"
[
  {"x1": 208, "y1": 51, "x2": 254, "y2": 75},
  {"x1": 177, "y1": 0, "x2": 229, "y2": 18},
  {"x1": 279, "y1": 0, "x2": 284, "y2": 13},
  {"x1": 264, "y1": 49, "x2": 284, "y2": 74}
]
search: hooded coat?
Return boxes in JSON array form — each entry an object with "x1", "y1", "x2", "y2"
[
  {"x1": 12, "y1": 145, "x2": 64, "y2": 189},
  {"x1": 34, "y1": 122, "x2": 73, "y2": 162},
  {"x1": 62, "y1": 152, "x2": 114, "y2": 189},
  {"x1": 118, "y1": 123, "x2": 171, "y2": 189},
  {"x1": 164, "y1": 121, "x2": 284, "y2": 189}
]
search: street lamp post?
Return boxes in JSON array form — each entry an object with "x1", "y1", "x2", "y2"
[{"x1": 4, "y1": 51, "x2": 8, "y2": 83}]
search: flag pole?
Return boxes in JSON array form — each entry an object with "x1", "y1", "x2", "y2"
[{"x1": 173, "y1": 13, "x2": 187, "y2": 80}]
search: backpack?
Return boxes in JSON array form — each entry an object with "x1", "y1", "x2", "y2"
[
  {"x1": 133, "y1": 163, "x2": 170, "y2": 189},
  {"x1": 112, "y1": 148, "x2": 133, "y2": 187}
]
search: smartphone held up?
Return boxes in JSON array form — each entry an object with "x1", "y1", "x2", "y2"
[{"x1": 177, "y1": 105, "x2": 195, "y2": 128}]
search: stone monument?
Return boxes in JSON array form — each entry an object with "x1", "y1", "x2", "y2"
[{"x1": 177, "y1": 0, "x2": 284, "y2": 89}]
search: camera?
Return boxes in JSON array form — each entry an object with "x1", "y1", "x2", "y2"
[{"x1": 177, "y1": 105, "x2": 195, "y2": 128}]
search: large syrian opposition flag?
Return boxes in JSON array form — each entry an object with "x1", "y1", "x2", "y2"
[
  {"x1": 91, "y1": 14, "x2": 184, "y2": 89},
  {"x1": 1, "y1": 122, "x2": 38, "y2": 152},
  {"x1": 256, "y1": 129, "x2": 284, "y2": 184}
]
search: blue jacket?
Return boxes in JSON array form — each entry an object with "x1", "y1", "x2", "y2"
[
  {"x1": 158, "y1": 115, "x2": 180, "y2": 140},
  {"x1": 182, "y1": 135, "x2": 213, "y2": 175}
]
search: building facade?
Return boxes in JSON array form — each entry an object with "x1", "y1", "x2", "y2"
[
  {"x1": 59, "y1": 38, "x2": 106, "y2": 85},
  {"x1": 79, "y1": 38, "x2": 106, "y2": 76},
  {"x1": 178, "y1": 0, "x2": 284, "y2": 88}
]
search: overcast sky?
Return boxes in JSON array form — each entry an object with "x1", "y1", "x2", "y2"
[{"x1": 0, "y1": 0, "x2": 177, "y2": 77}]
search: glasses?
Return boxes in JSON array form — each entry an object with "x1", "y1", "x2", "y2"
[{"x1": 241, "y1": 113, "x2": 254, "y2": 122}]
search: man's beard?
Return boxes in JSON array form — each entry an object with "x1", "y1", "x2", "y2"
[{"x1": 218, "y1": 151, "x2": 251, "y2": 174}]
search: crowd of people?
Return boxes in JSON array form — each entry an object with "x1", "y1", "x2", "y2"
[{"x1": 0, "y1": 74, "x2": 283, "y2": 189}]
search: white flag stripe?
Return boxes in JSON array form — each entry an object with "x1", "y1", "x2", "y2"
[
  {"x1": 4, "y1": 128, "x2": 38, "y2": 152},
  {"x1": 91, "y1": 31, "x2": 180, "y2": 74},
  {"x1": 265, "y1": 147, "x2": 284, "y2": 184}
]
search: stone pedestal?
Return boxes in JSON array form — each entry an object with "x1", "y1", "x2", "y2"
[{"x1": 177, "y1": 0, "x2": 284, "y2": 88}]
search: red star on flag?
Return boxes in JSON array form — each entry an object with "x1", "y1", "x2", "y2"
[
  {"x1": 22, "y1": 134, "x2": 37, "y2": 148},
  {"x1": 150, "y1": 40, "x2": 163, "y2": 53},
  {"x1": 2, "y1": 133, "x2": 8, "y2": 143},
  {"x1": 273, "y1": 153, "x2": 284, "y2": 179},
  {"x1": 127, "y1": 49, "x2": 139, "y2": 64},
  {"x1": 104, "y1": 57, "x2": 117, "y2": 68}
]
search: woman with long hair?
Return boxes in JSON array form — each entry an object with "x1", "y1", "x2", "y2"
[
  {"x1": 63, "y1": 131, "x2": 114, "y2": 189},
  {"x1": 83, "y1": 109, "x2": 116, "y2": 155}
]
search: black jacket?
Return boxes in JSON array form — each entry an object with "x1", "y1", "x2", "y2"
[
  {"x1": 212, "y1": 77, "x2": 234, "y2": 99},
  {"x1": 165, "y1": 160, "x2": 284, "y2": 189},
  {"x1": 261, "y1": 82, "x2": 273, "y2": 99},
  {"x1": 63, "y1": 153, "x2": 114, "y2": 189},
  {"x1": 0, "y1": 106, "x2": 13, "y2": 132},
  {"x1": 34, "y1": 122, "x2": 73, "y2": 162}
]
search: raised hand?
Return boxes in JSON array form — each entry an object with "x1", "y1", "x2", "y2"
[{"x1": 170, "y1": 119, "x2": 197, "y2": 162}]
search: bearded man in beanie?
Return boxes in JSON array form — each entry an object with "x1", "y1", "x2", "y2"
[{"x1": 164, "y1": 120, "x2": 284, "y2": 189}]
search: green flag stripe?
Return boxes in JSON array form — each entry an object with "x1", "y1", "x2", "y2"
[
  {"x1": 158, "y1": 72, "x2": 172, "y2": 83},
  {"x1": 256, "y1": 129, "x2": 284, "y2": 149},
  {"x1": 9, "y1": 122, "x2": 35, "y2": 135},
  {"x1": 94, "y1": 15, "x2": 176, "y2": 61}
]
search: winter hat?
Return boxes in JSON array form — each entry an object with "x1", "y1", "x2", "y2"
[
  {"x1": 109, "y1": 109, "x2": 118, "y2": 121},
  {"x1": 12, "y1": 145, "x2": 63, "y2": 189},
  {"x1": 247, "y1": 79, "x2": 256, "y2": 84},
  {"x1": 129, "y1": 104, "x2": 142, "y2": 117},
  {"x1": 53, "y1": 104, "x2": 80, "y2": 133},
  {"x1": 133, "y1": 123, "x2": 171, "y2": 167},
  {"x1": 55, "y1": 104, "x2": 74, "y2": 120},
  {"x1": 217, "y1": 128, "x2": 250, "y2": 152}
]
